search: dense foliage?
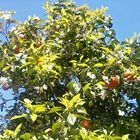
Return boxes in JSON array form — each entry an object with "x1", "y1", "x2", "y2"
[{"x1": 0, "y1": 0, "x2": 140, "y2": 139}]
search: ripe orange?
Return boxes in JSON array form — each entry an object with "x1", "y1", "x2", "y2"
[
  {"x1": 124, "y1": 71, "x2": 136, "y2": 81},
  {"x1": 106, "y1": 75, "x2": 120, "y2": 89},
  {"x1": 14, "y1": 47, "x2": 23, "y2": 54},
  {"x1": 80, "y1": 120, "x2": 91, "y2": 129}
]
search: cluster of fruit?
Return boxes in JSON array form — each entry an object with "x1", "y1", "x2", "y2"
[
  {"x1": 80, "y1": 71, "x2": 137, "y2": 129},
  {"x1": 105, "y1": 71, "x2": 136, "y2": 90}
]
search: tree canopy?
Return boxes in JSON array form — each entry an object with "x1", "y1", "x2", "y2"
[{"x1": 0, "y1": 0, "x2": 140, "y2": 139}]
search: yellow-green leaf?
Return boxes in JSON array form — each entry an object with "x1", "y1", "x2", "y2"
[
  {"x1": 70, "y1": 94, "x2": 80, "y2": 108},
  {"x1": 48, "y1": 107, "x2": 62, "y2": 114},
  {"x1": 10, "y1": 114, "x2": 27, "y2": 120},
  {"x1": 94, "y1": 63, "x2": 104, "y2": 67},
  {"x1": 33, "y1": 105, "x2": 46, "y2": 114},
  {"x1": 122, "y1": 134, "x2": 129, "y2": 140},
  {"x1": 30, "y1": 113, "x2": 38, "y2": 122},
  {"x1": 15, "y1": 123, "x2": 22, "y2": 136}
]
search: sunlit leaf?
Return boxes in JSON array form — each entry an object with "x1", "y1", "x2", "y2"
[
  {"x1": 67, "y1": 113, "x2": 77, "y2": 125},
  {"x1": 94, "y1": 63, "x2": 104, "y2": 67},
  {"x1": 10, "y1": 114, "x2": 27, "y2": 120},
  {"x1": 83, "y1": 83, "x2": 91, "y2": 93},
  {"x1": 15, "y1": 123, "x2": 22, "y2": 136},
  {"x1": 78, "y1": 63, "x2": 89, "y2": 67},
  {"x1": 122, "y1": 134, "x2": 129, "y2": 140},
  {"x1": 59, "y1": 97, "x2": 70, "y2": 110},
  {"x1": 48, "y1": 107, "x2": 62, "y2": 114},
  {"x1": 30, "y1": 113, "x2": 38, "y2": 122},
  {"x1": 20, "y1": 133, "x2": 31, "y2": 140},
  {"x1": 33, "y1": 105, "x2": 46, "y2": 114}
]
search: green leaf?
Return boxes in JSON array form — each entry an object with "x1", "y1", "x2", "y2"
[
  {"x1": 48, "y1": 107, "x2": 62, "y2": 114},
  {"x1": 69, "y1": 60, "x2": 77, "y2": 63},
  {"x1": 108, "y1": 56, "x2": 116, "y2": 65},
  {"x1": 80, "y1": 55, "x2": 84, "y2": 61},
  {"x1": 89, "y1": 101, "x2": 94, "y2": 107},
  {"x1": 94, "y1": 63, "x2": 104, "y2": 67},
  {"x1": 20, "y1": 100, "x2": 33, "y2": 112},
  {"x1": 70, "y1": 94, "x2": 80, "y2": 108},
  {"x1": 3, "y1": 130, "x2": 15, "y2": 138},
  {"x1": 67, "y1": 82, "x2": 73, "y2": 90},
  {"x1": 67, "y1": 82, "x2": 81, "y2": 94},
  {"x1": 78, "y1": 63, "x2": 89, "y2": 67},
  {"x1": 82, "y1": 83, "x2": 91, "y2": 93},
  {"x1": 44, "y1": 128, "x2": 51, "y2": 134},
  {"x1": 114, "y1": 43, "x2": 121, "y2": 50},
  {"x1": 15, "y1": 123, "x2": 22, "y2": 137},
  {"x1": 67, "y1": 113, "x2": 77, "y2": 125},
  {"x1": 50, "y1": 70, "x2": 60, "y2": 75},
  {"x1": 76, "y1": 100, "x2": 85, "y2": 107},
  {"x1": 30, "y1": 113, "x2": 38, "y2": 122},
  {"x1": 122, "y1": 134, "x2": 129, "y2": 140},
  {"x1": 20, "y1": 133, "x2": 31, "y2": 140},
  {"x1": 30, "y1": 42, "x2": 35, "y2": 50},
  {"x1": 79, "y1": 129, "x2": 87, "y2": 140},
  {"x1": 59, "y1": 97, "x2": 70, "y2": 110},
  {"x1": 124, "y1": 47, "x2": 132, "y2": 55},
  {"x1": 35, "y1": 45, "x2": 43, "y2": 52},
  {"x1": 95, "y1": 81, "x2": 105, "y2": 88},
  {"x1": 33, "y1": 105, "x2": 46, "y2": 114},
  {"x1": 2, "y1": 66, "x2": 10, "y2": 72},
  {"x1": 10, "y1": 114, "x2": 27, "y2": 120},
  {"x1": 77, "y1": 107, "x2": 87, "y2": 114},
  {"x1": 89, "y1": 131, "x2": 99, "y2": 140},
  {"x1": 101, "y1": 47, "x2": 110, "y2": 53},
  {"x1": 20, "y1": 62, "x2": 33, "y2": 69},
  {"x1": 52, "y1": 122, "x2": 63, "y2": 133},
  {"x1": 0, "y1": 59, "x2": 5, "y2": 68}
]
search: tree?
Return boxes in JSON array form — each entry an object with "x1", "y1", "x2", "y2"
[{"x1": 0, "y1": 1, "x2": 140, "y2": 139}]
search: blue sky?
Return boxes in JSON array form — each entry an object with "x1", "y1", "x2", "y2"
[{"x1": 0, "y1": 0, "x2": 140, "y2": 41}]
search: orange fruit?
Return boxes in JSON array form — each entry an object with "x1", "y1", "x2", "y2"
[
  {"x1": 14, "y1": 47, "x2": 23, "y2": 54},
  {"x1": 106, "y1": 75, "x2": 120, "y2": 89},
  {"x1": 80, "y1": 120, "x2": 91, "y2": 129},
  {"x1": 124, "y1": 71, "x2": 136, "y2": 81}
]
